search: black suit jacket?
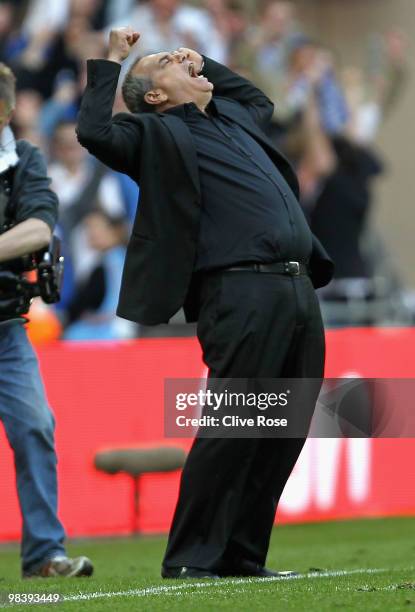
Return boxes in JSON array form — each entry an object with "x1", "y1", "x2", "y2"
[{"x1": 77, "y1": 57, "x2": 333, "y2": 325}]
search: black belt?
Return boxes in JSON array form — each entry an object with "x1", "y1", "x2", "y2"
[{"x1": 223, "y1": 261, "x2": 308, "y2": 276}]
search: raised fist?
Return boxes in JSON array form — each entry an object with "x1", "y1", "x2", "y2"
[{"x1": 108, "y1": 27, "x2": 140, "y2": 63}]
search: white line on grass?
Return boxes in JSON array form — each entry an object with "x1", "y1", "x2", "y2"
[
  {"x1": 0, "y1": 568, "x2": 390, "y2": 608},
  {"x1": 60, "y1": 568, "x2": 388, "y2": 604}
]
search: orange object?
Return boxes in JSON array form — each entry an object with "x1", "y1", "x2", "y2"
[{"x1": 25, "y1": 298, "x2": 62, "y2": 343}]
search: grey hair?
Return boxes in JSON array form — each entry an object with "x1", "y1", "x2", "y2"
[{"x1": 122, "y1": 60, "x2": 155, "y2": 114}]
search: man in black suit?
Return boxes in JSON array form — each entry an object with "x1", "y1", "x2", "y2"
[{"x1": 77, "y1": 27, "x2": 333, "y2": 580}]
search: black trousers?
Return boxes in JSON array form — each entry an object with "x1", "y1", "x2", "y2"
[{"x1": 163, "y1": 270, "x2": 325, "y2": 570}]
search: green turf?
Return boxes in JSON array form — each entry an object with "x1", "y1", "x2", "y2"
[{"x1": 0, "y1": 517, "x2": 414, "y2": 611}]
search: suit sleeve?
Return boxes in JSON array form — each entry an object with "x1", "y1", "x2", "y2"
[
  {"x1": 76, "y1": 59, "x2": 142, "y2": 177},
  {"x1": 202, "y1": 56, "x2": 274, "y2": 129}
]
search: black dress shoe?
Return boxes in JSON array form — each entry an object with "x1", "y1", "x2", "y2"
[
  {"x1": 217, "y1": 559, "x2": 298, "y2": 578},
  {"x1": 161, "y1": 566, "x2": 220, "y2": 579}
]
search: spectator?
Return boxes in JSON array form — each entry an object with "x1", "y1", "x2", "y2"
[
  {"x1": 38, "y1": 71, "x2": 79, "y2": 139},
  {"x1": 280, "y1": 51, "x2": 383, "y2": 291},
  {"x1": 7, "y1": 1, "x2": 104, "y2": 100},
  {"x1": 204, "y1": 0, "x2": 254, "y2": 73},
  {"x1": 105, "y1": 0, "x2": 135, "y2": 25},
  {"x1": 0, "y1": 1, "x2": 16, "y2": 61},
  {"x1": 309, "y1": 136, "x2": 384, "y2": 282},
  {"x1": 107, "y1": 0, "x2": 226, "y2": 65},
  {"x1": 250, "y1": 0, "x2": 298, "y2": 76},
  {"x1": 341, "y1": 29, "x2": 408, "y2": 144},
  {"x1": 208, "y1": 0, "x2": 258, "y2": 80},
  {"x1": 276, "y1": 38, "x2": 349, "y2": 135},
  {"x1": 11, "y1": 88, "x2": 44, "y2": 147},
  {"x1": 20, "y1": 0, "x2": 70, "y2": 38},
  {"x1": 282, "y1": 93, "x2": 385, "y2": 325},
  {"x1": 62, "y1": 208, "x2": 135, "y2": 340},
  {"x1": 283, "y1": 92, "x2": 336, "y2": 214}
]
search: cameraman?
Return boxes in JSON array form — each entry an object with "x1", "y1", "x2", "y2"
[{"x1": 0, "y1": 63, "x2": 93, "y2": 578}]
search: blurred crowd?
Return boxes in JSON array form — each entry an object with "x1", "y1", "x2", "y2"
[{"x1": 0, "y1": 0, "x2": 410, "y2": 338}]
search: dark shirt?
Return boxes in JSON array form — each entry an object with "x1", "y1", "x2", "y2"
[{"x1": 166, "y1": 101, "x2": 312, "y2": 271}]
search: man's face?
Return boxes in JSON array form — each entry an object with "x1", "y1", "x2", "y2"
[{"x1": 134, "y1": 50, "x2": 214, "y2": 111}]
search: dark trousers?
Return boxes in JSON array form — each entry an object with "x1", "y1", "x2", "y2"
[{"x1": 163, "y1": 271, "x2": 325, "y2": 570}]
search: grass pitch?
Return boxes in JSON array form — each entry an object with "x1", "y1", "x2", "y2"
[{"x1": 0, "y1": 517, "x2": 414, "y2": 611}]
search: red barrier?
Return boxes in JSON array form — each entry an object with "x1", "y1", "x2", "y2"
[{"x1": 1, "y1": 328, "x2": 415, "y2": 541}]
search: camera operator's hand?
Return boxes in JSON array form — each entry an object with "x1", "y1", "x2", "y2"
[{"x1": 108, "y1": 27, "x2": 140, "y2": 64}]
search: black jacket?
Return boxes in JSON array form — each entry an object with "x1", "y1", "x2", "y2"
[
  {"x1": 0, "y1": 139, "x2": 58, "y2": 322},
  {"x1": 6, "y1": 140, "x2": 58, "y2": 232},
  {"x1": 77, "y1": 57, "x2": 333, "y2": 325}
]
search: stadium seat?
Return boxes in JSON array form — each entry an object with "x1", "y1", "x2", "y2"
[{"x1": 94, "y1": 445, "x2": 186, "y2": 534}]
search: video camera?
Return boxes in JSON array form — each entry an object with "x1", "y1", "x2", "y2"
[{"x1": 0, "y1": 230, "x2": 64, "y2": 317}]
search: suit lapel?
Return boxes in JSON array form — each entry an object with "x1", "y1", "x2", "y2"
[{"x1": 159, "y1": 114, "x2": 201, "y2": 197}]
